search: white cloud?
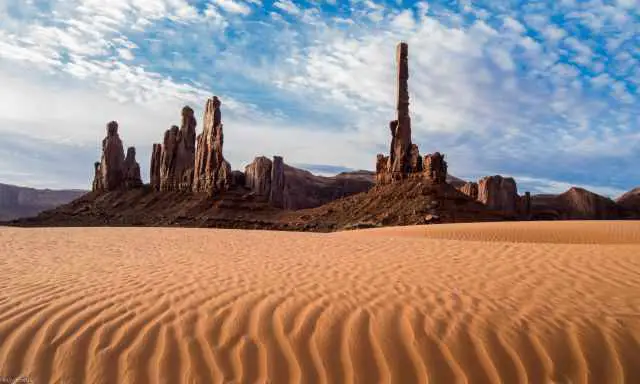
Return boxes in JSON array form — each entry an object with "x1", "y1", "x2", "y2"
[
  {"x1": 542, "y1": 24, "x2": 567, "y2": 42},
  {"x1": 274, "y1": 0, "x2": 301, "y2": 15},
  {"x1": 0, "y1": 0, "x2": 637, "y2": 196},
  {"x1": 502, "y1": 16, "x2": 526, "y2": 34},
  {"x1": 212, "y1": 0, "x2": 252, "y2": 15}
]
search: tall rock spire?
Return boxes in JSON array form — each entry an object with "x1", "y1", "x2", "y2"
[
  {"x1": 375, "y1": 42, "x2": 448, "y2": 185},
  {"x1": 389, "y1": 42, "x2": 413, "y2": 181},
  {"x1": 193, "y1": 96, "x2": 231, "y2": 194}
]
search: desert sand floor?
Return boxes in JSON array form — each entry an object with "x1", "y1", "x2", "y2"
[{"x1": 0, "y1": 222, "x2": 639, "y2": 384}]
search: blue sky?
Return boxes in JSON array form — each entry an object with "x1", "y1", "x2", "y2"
[{"x1": 0, "y1": 0, "x2": 638, "y2": 197}]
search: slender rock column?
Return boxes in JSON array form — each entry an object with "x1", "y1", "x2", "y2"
[{"x1": 390, "y1": 42, "x2": 412, "y2": 181}]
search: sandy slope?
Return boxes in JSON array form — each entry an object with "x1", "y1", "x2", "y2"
[{"x1": 0, "y1": 222, "x2": 639, "y2": 384}]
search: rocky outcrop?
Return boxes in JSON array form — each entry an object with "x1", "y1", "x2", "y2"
[
  {"x1": 156, "y1": 106, "x2": 197, "y2": 192},
  {"x1": 270, "y1": 156, "x2": 285, "y2": 208},
  {"x1": 216, "y1": 159, "x2": 232, "y2": 192},
  {"x1": 375, "y1": 42, "x2": 448, "y2": 185},
  {"x1": 92, "y1": 162, "x2": 103, "y2": 191},
  {"x1": 423, "y1": 152, "x2": 448, "y2": 184},
  {"x1": 193, "y1": 96, "x2": 230, "y2": 194},
  {"x1": 93, "y1": 121, "x2": 126, "y2": 191},
  {"x1": 245, "y1": 156, "x2": 272, "y2": 196},
  {"x1": 477, "y1": 175, "x2": 518, "y2": 216},
  {"x1": 123, "y1": 147, "x2": 142, "y2": 189},
  {"x1": 458, "y1": 182, "x2": 479, "y2": 200},
  {"x1": 376, "y1": 154, "x2": 390, "y2": 184},
  {"x1": 230, "y1": 170, "x2": 246, "y2": 188},
  {"x1": 150, "y1": 144, "x2": 162, "y2": 190},
  {"x1": 521, "y1": 191, "x2": 532, "y2": 219},
  {"x1": 175, "y1": 106, "x2": 197, "y2": 191},
  {"x1": 159, "y1": 126, "x2": 179, "y2": 191}
]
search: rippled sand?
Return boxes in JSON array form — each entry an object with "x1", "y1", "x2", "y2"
[{"x1": 1, "y1": 222, "x2": 639, "y2": 383}]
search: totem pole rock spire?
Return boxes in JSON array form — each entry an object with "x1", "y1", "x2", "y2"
[
  {"x1": 389, "y1": 42, "x2": 413, "y2": 181},
  {"x1": 375, "y1": 42, "x2": 447, "y2": 185}
]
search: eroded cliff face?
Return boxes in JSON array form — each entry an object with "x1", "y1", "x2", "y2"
[
  {"x1": 477, "y1": 175, "x2": 519, "y2": 216},
  {"x1": 245, "y1": 156, "x2": 273, "y2": 197},
  {"x1": 269, "y1": 156, "x2": 286, "y2": 209}
]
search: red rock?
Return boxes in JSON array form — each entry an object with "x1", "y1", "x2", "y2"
[
  {"x1": 458, "y1": 181, "x2": 479, "y2": 200},
  {"x1": 244, "y1": 156, "x2": 272, "y2": 196},
  {"x1": 99, "y1": 121, "x2": 126, "y2": 191},
  {"x1": 521, "y1": 191, "x2": 532, "y2": 219},
  {"x1": 92, "y1": 162, "x2": 103, "y2": 191},
  {"x1": 230, "y1": 170, "x2": 245, "y2": 187},
  {"x1": 477, "y1": 175, "x2": 518, "y2": 215},
  {"x1": 423, "y1": 152, "x2": 448, "y2": 184},
  {"x1": 389, "y1": 43, "x2": 412, "y2": 181},
  {"x1": 270, "y1": 156, "x2": 286, "y2": 208},
  {"x1": 123, "y1": 147, "x2": 142, "y2": 188},
  {"x1": 160, "y1": 125, "x2": 180, "y2": 191},
  {"x1": 150, "y1": 143, "x2": 162, "y2": 190},
  {"x1": 375, "y1": 43, "x2": 449, "y2": 185},
  {"x1": 174, "y1": 106, "x2": 197, "y2": 191},
  {"x1": 375, "y1": 154, "x2": 390, "y2": 184},
  {"x1": 193, "y1": 96, "x2": 230, "y2": 194},
  {"x1": 409, "y1": 144, "x2": 422, "y2": 174}
]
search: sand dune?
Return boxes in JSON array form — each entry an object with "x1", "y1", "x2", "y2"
[{"x1": 0, "y1": 222, "x2": 639, "y2": 383}]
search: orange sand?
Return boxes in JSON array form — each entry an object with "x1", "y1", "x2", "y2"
[{"x1": 0, "y1": 221, "x2": 639, "y2": 383}]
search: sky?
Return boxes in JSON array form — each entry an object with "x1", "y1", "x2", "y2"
[{"x1": 0, "y1": 0, "x2": 638, "y2": 197}]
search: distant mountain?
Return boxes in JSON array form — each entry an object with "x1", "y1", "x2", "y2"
[
  {"x1": 531, "y1": 187, "x2": 628, "y2": 220},
  {"x1": 0, "y1": 183, "x2": 87, "y2": 221},
  {"x1": 616, "y1": 187, "x2": 640, "y2": 214}
]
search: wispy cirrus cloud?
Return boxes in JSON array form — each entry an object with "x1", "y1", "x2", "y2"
[{"x1": 0, "y1": 0, "x2": 637, "y2": 197}]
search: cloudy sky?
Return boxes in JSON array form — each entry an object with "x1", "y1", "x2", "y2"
[{"x1": 0, "y1": 0, "x2": 638, "y2": 197}]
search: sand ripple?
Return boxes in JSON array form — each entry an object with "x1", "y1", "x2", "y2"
[{"x1": 1, "y1": 223, "x2": 639, "y2": 383}]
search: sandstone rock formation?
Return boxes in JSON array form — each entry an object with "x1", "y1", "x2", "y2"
[
  {"x1": 244, "y1": 156, "x2": 286, "y2": 208},
  {"x1": 193, "y1": 96, "x2": 230, "y2": 194},
  {"x1": 477, "y1": 175, "x2": 518, "y2": 216},
  {"x1": 175, "y1": 106, "x2": 197, "y2": 191},
  {"x1": 245, "y1": 156, "x2": 273, "y2": 197},
  {"x1": 150, "y1": 144, "x2": 162, "y2": 190},
  {"x1": 230, "y1": 170, "x2": 246, "y2": 188},
  {"x1": 270, "y1": 156, "x2": 285, "y2": 208},
  {"x1": 375, "y1": 42, "x2": 448, "y2": 185},
  {"x1": 93, "y1": 121, "x2": 126, "y2": 192},
  {"x1": 521, "y1": 191, "x2": 532, "y2": 219},
  {"x1": 423, "y1": 152, "x2": 447, "y2": 184},
  {"x1": 376, "y1": 154, "x2": 390, "y2": 184},
  {"x1": 123, "y1": 147, "x2": 142, "y2": 189},
  {"x1": 388, "y1": 43, "x2": 412, "y2": 181},
  {"x1": 92, "y1": 162, "x2": 103, "y2": 191},
  {"x1": 458, "y1": 182, "x2": 479, "y2": 200}
]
